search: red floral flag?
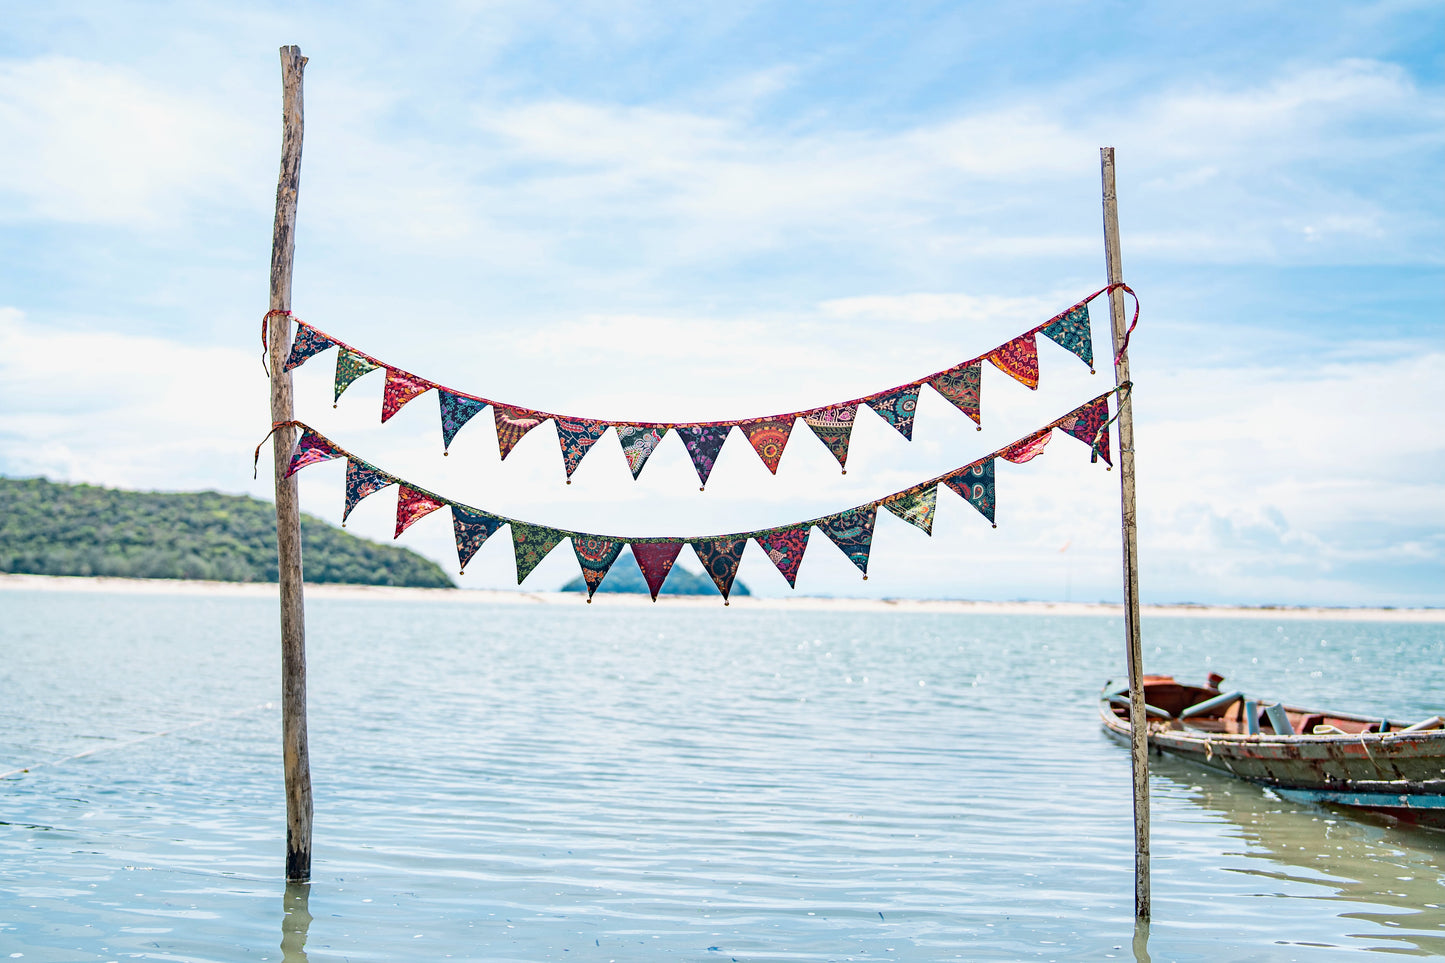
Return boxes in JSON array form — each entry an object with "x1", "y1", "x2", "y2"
[
  {"x1": 999, "y1": 429, "x2": 1052, "y2": 464},
  {"x1": 741, "y1": 418, "x2": 794, "y2": 475},
  {"x1": 754, "y1": 525, "x2": 809, "y2": 587},
  {"x1": 493, "y1": 405, "x2": 547, "y2": 460},
  {"x1": 381, "y1": 369, "x2": 436, "y2": 422},
  {"x1": 394, "y1": 486, "x2": 445, "y2": 537},
  {"x1": 987, "y1": 333, "x2": 1040, "y2": 390},
  {"x1": 632, "y1": 541, "x2": 685, "y2": 600}
]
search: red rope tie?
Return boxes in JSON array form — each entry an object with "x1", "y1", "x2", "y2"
[
  {"x1": 1109, "y1": 284, "x2": 1140, "y2": 367},
  {"x1": 260, "y1": 309, "x2": 293, "y2": 376},
  {"x1": 253, "y1": 420, "x2": 305, "y2": 479}
]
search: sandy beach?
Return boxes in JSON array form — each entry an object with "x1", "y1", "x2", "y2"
[{"x1": 2, "y1": 572, "x2": 1439, "y2": 622}]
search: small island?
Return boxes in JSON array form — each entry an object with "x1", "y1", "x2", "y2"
[{"x1": 561, "y1": 548, "x2": 750, "y2": 597}]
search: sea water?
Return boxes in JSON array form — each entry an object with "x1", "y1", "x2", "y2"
[{"x1": 1, "y1": 588, "x2": 1441, "y2": 961}]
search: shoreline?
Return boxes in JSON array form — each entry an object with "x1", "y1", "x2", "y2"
[{"x1": 2, "y1": 572, "x2": 1440, "y2": 621}]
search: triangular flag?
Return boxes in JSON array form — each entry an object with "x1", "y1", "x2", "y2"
[
  {"x1": 741, "y1": 418, "x2": 794, "y2": 474},
  {"x1": 283, "y1": 323, "x2": 337, "y2": 372},
  {"x1": 631, "y1": 541, "x2": 685, "y2": 600},
  {"x1": 616, "y1": 425, "x2": 668, "y2": 480},
  {"x1": 1000, "y1": 428, "x2": 1052, "y2": 464},
  {"x1": 676, "y1": 425, "x2": 731, "y2": 487},
  {"x1": 803, "y1": 404, "x2": 856, "y2": 471},
  {"x1": 285, "y1": 429, "x2": 342, "y2": 476},
  {"x1": 334, "y1": 348, "x2": 381, "y2": 403},
  {"x1": 1040, "y1": 303, "x2": 1094, "y2": 371},
  {"x1": 572, "y1": 534, "x2": 625, "y2": 600},
  {"x1": 690, "y1": 536, "x2": 747, "y2": 601},
  {"x1": 452, "y1": 505, "x2": 505, "y2": 573},
  {"x1": 864, "y1": 385, "x2": 921, "y2": 440},
  {"x1": 883, "y1": 485, "x2": 938, "y2": 535},
  {"x1": 1056, "y1": 396, "x2": 1112, "y2": 466},
  {"x1": 494, "y1": 405, "x2": 547, "y2": 460},
  {"x1": 754, "y1": 526, "x2": 809, "y2": 588},
  {"x1": 987, "y1": 333, "x2": 1040, "y2": 390},
  {"x1": 381, "y1": 369, "x2": 436, "y2": 423},
  {"x1": 816, "y1": 504, "x2": 878, "y2": 576},
  {"x1": 439, "y1": 391, "x2": 487, "y2": 453},
  {"x1": 394, "y1": 486, "x2": 444, "y2": 538},
  {"x1": 555, "y1": 417, "x2": 610, "y2": 480},
  {"x1": 927, "y1": 361, "x2": 982, "y2": 427},
  {"x1": 511, "y1": 522, "x2": 567, "y2": 584},
  {"x1": 943, "y1": 459, "x2": 995, "y2": 525},
  {"x1": 342, "y1": 459, "x2": 395, "y2": 524}
]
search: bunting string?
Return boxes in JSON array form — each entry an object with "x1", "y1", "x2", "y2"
[
  {"x1": 269, "y1": 284, "x2": 1138, "y2": 487},
  {"x1": 266, "y1": 389, "x2": 1122, "y2": 603}
]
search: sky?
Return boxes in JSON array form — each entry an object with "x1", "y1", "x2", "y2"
[{"x1": 1, "y1": 1, "x2": 1441, "y2": 606}]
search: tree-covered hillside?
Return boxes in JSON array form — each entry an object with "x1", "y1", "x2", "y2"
[{"x1": 0, "y1": 477, "x2": 454, "y2": 588}]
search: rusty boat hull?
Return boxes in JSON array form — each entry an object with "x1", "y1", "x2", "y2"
[{"x1": 1100, "y1": 675, "x2": 1445, "y2": 828}]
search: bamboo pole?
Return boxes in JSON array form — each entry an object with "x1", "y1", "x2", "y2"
[
  {"x1": 268, "y1": 44, "x2": 312, "y2": 883},
  {"x1": 1101, "y1": 146, "x2": 1148, "y2": 920}
]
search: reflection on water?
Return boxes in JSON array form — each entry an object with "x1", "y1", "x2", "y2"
[
  {"x1": 281, "y1": 882, "x2": 311, "y2": 963},
  {"x1": 1131, "y1": 918, "x2": 1151, "y2": 963}
]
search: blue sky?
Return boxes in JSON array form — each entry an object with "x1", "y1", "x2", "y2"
[{"x1": 2, "y1": 2, "x2": 1441, "y2": 606}]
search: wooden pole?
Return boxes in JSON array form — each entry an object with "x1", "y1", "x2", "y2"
[
  {"x1": 269, "y1": 44, "x2": 312, "y2": 883},
  {"x1": 1101, "y1": 146, "x2": 1149, "y2": 919}
]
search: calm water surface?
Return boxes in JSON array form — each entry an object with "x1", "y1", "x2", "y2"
[{"x1": 1, "y1": 588, "x2": 1442, "y2": 961}]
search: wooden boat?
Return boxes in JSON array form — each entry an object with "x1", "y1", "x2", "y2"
[{"x1": 1099, "y1": 673, "x2": 1445, "y2": 828}]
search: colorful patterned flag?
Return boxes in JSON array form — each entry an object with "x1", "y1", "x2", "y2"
[
  {"x1": 882, "y1": 484, "x2": 938, "y2": 535},
  {"x1": 631, "y1": 541, "x2": 685, "y2": 600},
  {"x1": 987, "y1": 333, "x2": 1040, "y2": 390},
  {"x1": 452, "y1": 505, "x2": 505, "y2": 573},
  {"x1": 815, "y1": 504, "x2": 878, "y2": 575},
  {"x1": 439, "y1": 391, "x2": 487, "y2": 453},
  {"x1": 943, "y1": 459, "x2": 996, "y2": 525},
  {"x1": 395, "y1": 486, "x2": 445, "y2": 538},
  {"x1": 864, "y1": 385, "x2": 921, "y2": 440},
  {"x1": 690, "y1": 536, "x2": 747, "y2": 600},
  {"x1": 572, "y1": 534, "x2": 624, "y2": 600},
  {"x1": 381, "y1": 369, "x2": 436, "y2": 423},
  {"x1": 334, "y1": 348, "x2": 381, "y2": 404},
  {"x1": 511, "y1": 522, "x2": 567, "y2": 584},
  {"x1": 616, "y1": 425, "x2": 668, "y2": 480},
  {"x1": 1055, "y1": 396, "x2": 1111, "y2": 465},
  {"x1": 494, "y1": 405, "x2": 547, "y2": 460},
  {"x1": 283, "y1": 323, "x2": 337, "y2": 372},
  {"x1": 741, "y1": 418, "x2": 794, "y2": 474},
  {"x1": 676, "y1": 425, "x2": 731, "y2": 488},
  {"x1": 555, "y1": 417, "x2": 610, "y2": 480},
  {"x1": 927, "y1": 361, "x2": 982, "y2": 426},
  {"x1": 754, "y1": 526, "x2": 809, "y2": 587},
  {"x1": 285, "y1": 429, "x2": 342, "y2": 477},
  {"x1": 803, "y1": 404, "x2": 857, "y2": 471},
  {"x1": 1040, "y1": 303, "x2": 1094, "y2": 370},
  {"x1": 342, "y1": 459, "x2": 394, "y2": 524},
  {"x1": 1000, "y1": 428, "x2": 1052, "y2": 464}
]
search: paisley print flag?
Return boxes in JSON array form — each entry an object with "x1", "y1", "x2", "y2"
[
  {"x1": 452, "y1": 505, "x2": 505, "y2": 573},
  {"x1": 927, "y1": 361, "x2": 982, "y2": 427},
  {"x1": 943, "y1": 459, "x2": 996, "y2": 525},
  {"x1": 616, "y1": 425, "x2": 668, "y2": 480},
  {"x1": 676, "y1": 425, "x2": 731, "y2": 488},
  {"x1": 381, "y1": 369, "x2": 436, "y2": 423},
  {"x1": 494, "y1": 405, "x2": 547, "y2": 460},
  {"x1": 741, "y1": 418, "x2": 794, "y2": 474},
  {"x1": 882, "y1": 484, "x2": 938, "y2": 535},
  {"x1": 572, "y1": 534, "x2": 625, "y2": 600},
  {"x1": 631, "y1": 541, "x2": 685, "y2": 600},
  {"x1": 803, "y1": 404, "x2": 856, "y2": 471},
  {"x1": 754, "y1": 525, "x2": 809, "y2": 587},
  {"x1": 439, "y1": 391, "x2": 488, "y2": 453},
  {"x1": 285, "y1": 429, "x2": 343, "y2": 477},
  {"x1": 1055, "y1": 397, "x2": 1111, "y2": 465},
  {"x1": 394, "y1": 486, "x2": 445, "y2": 538},
  {"x1": 334, "y1": 348, "x2": 381, "y2": 404},
  {"x1": 283, "y1": 323, "x2": 337, "y2": 372},
  {"x1": 342, "y1": 459, "x2": 395, "y2": 524},
  {"x1": 987, "y1": 333, "x2": 1040, "y2": 390},
  {"x1": 816, "y1": 504, "x2": 878, "y2": 575},
  {"x1": 511, "y1": 522, "x2": 568, "y2": 584},
  {"x1": 555, "y1": 417, "x2": 610, "y2": 480},
  {"x1": 864, "y1": 385, "x2": 921, "y2": 440},
  {"x1": 1000, "y1": 428, "x2": 1052, "y2": 464},
  {"x1": 690, "y1": 536, "x2": 747, "y2": 600},
  {"x1": 1040, "y1": 303, "x2": 1094, "y2": 371}
]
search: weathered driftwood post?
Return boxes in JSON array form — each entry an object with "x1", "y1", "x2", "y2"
[
  {"x1": 268, "y1": 44, "x2": 313, "y2": 882},
  {"x1": 1101, "y1": 147, "x2": 1148, "y2": 918}
]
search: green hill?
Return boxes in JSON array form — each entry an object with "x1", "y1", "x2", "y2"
[
  {"x1": 0, "y1": 476, "x2": 454, "y2": 588},
  {"x1": 561, "y1": 548, "x2": 750, "y2": 597}
]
